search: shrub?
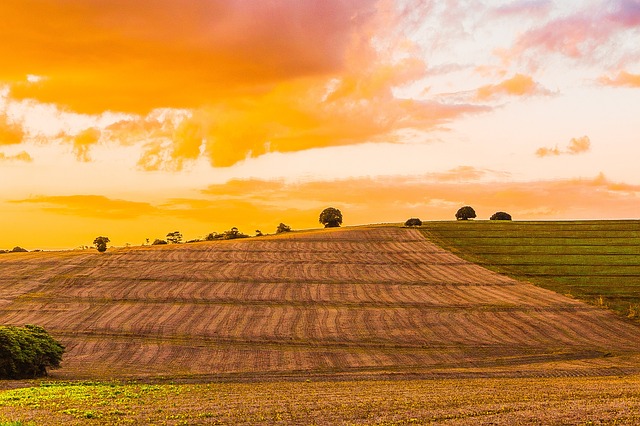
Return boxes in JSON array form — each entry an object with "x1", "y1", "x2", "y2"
[
  {"x1": 166, "y1": 231, "x2": 182, "y2": 244},
  {"x1": 223, "y1": 227, "x2": 249, "y2": 240},
  {"x1": 11, "y1": 246, "x2": 28, "y2": 253},
  {"x1": 0, "y1": 325, "x2": 65, "y2": 379},
  {"x1": 490, "y1": 211, "x2": 512, "y2": 221},
  {"x1": 276, "y1": 223, "x2": 292, "y2": 234},
  {"x1": 319, "y1": 207, "x2": 342, "y2": 228},
  {"x1": 404, "y1": 218, "x2": 423, "y2": 227},
  {"x1": 152, "y1": 239, "x2": 167, "y2": 245},
  {"x1": 205, "y1": 232, "x2": 219, "y2": 241},
  {"x1": 455, "y1": 206, "x2": 476, "y2": 221}
]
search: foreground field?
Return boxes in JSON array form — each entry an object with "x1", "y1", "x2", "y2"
[
  {"x1": 1, "y1": 226, "x2": 640, "y2": 380},
  {"x1": 422, "y1": 220, "x2": 640, "y2": 320},
  {"x1": 1, "y1": 375, "x2": 640, "y2": 425}
]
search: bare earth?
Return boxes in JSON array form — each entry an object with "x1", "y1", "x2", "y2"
[{"x1": 1, "y1": 226, "x2": 640, "y2": 381}]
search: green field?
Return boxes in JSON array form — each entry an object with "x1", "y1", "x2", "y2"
[
  {"x1": 2, "y1": 375, "x2": 640, "y2": 425},
  {"x1": 422, "y1": 220, "x2": 640, "y2": 320}
]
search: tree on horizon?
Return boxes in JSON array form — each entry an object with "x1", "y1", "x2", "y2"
[
  {"x1": 93, "y1": 236, "x2": 110, "y2": 252},
  {"x1": 456, "y1": 206, "x2": 476, "y2": 221},
  {"x1": 319, "y1": 207, "x2": 343, "y2": 228}
]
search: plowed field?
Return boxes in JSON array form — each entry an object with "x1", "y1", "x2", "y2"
[{"x1": 1, "y1": 226, "x2": 640, "y2": 380}]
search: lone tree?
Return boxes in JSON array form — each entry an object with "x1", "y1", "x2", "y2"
[
  {"x1": 319, "y1": 207, "x2": 342, "y2": 228},
  {"x1": 93, "y1": 236, "x2": 110, "y2": 252},
  {"x1": 0, "y1": 325, "x2": 65, "y2": 379},
  {"x1": 490, "y1": 211, "x2": 512, "y2": 221},
  {"x1": 455, "y1": 206, "x2": 476, "y2": 221},
  {"x1": 276, "y1": 223, "x2": 292, "y2": 234},
  {"x1": 166, "y1": 231, "x2": 183, "y2": 244},
  {"x1": 404, "y1": 218, "x2": 423, "y2": 227}
]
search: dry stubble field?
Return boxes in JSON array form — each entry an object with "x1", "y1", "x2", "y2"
[{"x1": 2, "y1": 225, "x2": 640, "y2": 424}]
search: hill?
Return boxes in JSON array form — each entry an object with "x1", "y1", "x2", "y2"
[{"x1": 1, "y1": 226, "x2": 640, "y2": 380}]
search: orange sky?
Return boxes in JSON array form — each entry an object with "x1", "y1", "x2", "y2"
[{"x1": 1, "y1": 0, "x2": 639, "y2": 249}]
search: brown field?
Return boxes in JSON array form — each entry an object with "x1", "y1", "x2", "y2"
[
  {"x1": 2, "y1": 376, "x2": 640, "y2": 425},
  {"x1": 1, "y1": 226, "x2": 640, "y2": 381}
]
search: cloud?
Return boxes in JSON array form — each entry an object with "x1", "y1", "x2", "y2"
[
  {"x1": 508, "y1": 0, "x2": 640, "y2": 64},
  {"x1": 66, "y1": 128, "x2": 101, "y2": 162},
  {"x1": 491, "y1": 0, "x2": 553, "y2": 18},
  {"x1": 196, "y1": 172, "x2": 640, "y2": 224},
  {"x1": 566, "y1": 136, "x2": 591, "y2": 154},
  {"x1": 0, "y1": 151, "x2": 32, "y2": 162},
  {"x1": 427, "y1": 166, "x2": 510, "y2": 182},
  {"x1": 0, "y1": 113, "x2": 24, "y2": 145},
  {"x1": 599, "y1": 71, "x2": 640, "y2": 88},
  {"x1": 11, "y1": 195, "x2": 158, "y2": 219},
  {"x1": 0, "y1": 0, "x2": 377, "y2": 114},
  {"x1": 536, "y1": 136, "x2": 591, "y2": 158},
  {"x1": 0, "y1": 1, "x2": 493, "y2": 169},
  {"x1": 476, "y1": 74, "x2": 548, "y2": 100}
]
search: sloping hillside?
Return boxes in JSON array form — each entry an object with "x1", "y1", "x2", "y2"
[
  {"x1": 1, "y1": 226, "x2": 640, "y2": 380},
  {"x1": 423, "y1": 220, "x2": 640, "y2": 319}
]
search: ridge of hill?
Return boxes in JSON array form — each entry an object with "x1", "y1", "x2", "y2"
[{"x1": 1, "y1": 226, "x2": 640, "y2": 381}]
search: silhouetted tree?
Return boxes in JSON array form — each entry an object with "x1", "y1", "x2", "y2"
[
  {"x1": 404, "y1": 218, "x2": 423, "y2": 227},
  {"x1": 255, "y1": 230, "x2": 263, "y2": 237},
  {"x1": 223, "y1": 227, "x2": 249, "y2": 240},
  {"x1": 166, "y1": 231, "x2": 182, "y2": 244},
  {"x1": 319, "y1": 207, "x2": 342, "y2": 228},
  {"x1": 0, "y1": 325, "x2": 64, "y2": 379},
  {"x1": 455, "y1": 206, "x2": 476, "y2": 221},
  {"x1": 205, "y1": 232, "x2": 219, "y2": 241},
  {"x1": 490, "y1": 211, "x2": 512, "y2": 221},
  {"x1": 152, "y1": 239, "x2": 167, "y2": 245},
  {"x1": 93, "y1": 236, "x2": 110, "y2": 252},
  {"x1": 11, "y1": 246, "x2": 28, "y2": 253},
  {"x1": 276, "y1": 223, "x2": 292, "y2": 234}
]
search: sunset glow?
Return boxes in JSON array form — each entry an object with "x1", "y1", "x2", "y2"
[{"x1": 1, "y1": 0, "x2": 639, "y2": 249}]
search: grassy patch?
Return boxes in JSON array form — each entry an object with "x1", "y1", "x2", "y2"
[
  {"x1": 1, "y1": 377, "x2": 640, "y2": 425},
  {"x1": 422, "y1": 220, "x2": 640, "y2": 320}
]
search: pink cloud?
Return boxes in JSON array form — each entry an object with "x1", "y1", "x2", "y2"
[
  {"x1": 510, "y1": 1, "x2": 640, "y2": 63},
  {"x1": 492, "y1": 0, "x2": 553, "y2": 18}
]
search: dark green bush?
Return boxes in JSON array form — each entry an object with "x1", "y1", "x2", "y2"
[
  {"x1": 0, "y1": 325, "x2": 64, "y2": 379},
  {"x1": 404, "y1": 218, "x2": 423, "y2": 227},
  {"x1": 276, "y1": 223, "x2": 292, "y2": 234},
  {"x1": 490, "y1": 211, "x2": 512, "y2": 221}
]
